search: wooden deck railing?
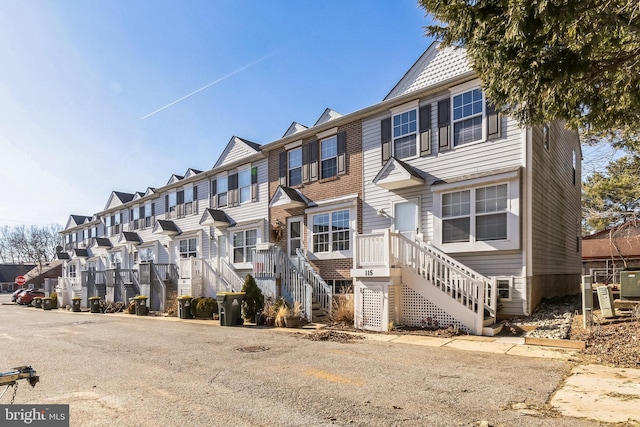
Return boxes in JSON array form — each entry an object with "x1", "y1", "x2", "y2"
[{"x1": 296, "y1": 248, "x2": 332, "y2": 316}]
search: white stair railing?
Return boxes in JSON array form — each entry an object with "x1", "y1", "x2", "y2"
[
  {"x1": 296, "y1": 248, "x2": 332, "y2": 316},
  {"x1": 201, "y1": 259, "x2": 232, "y2": 293},
  {"x1": 220, "y1": 259, "x2": 244, "y2": 292},
  {"x1": 253, "y1": 246, "x2": 312, "y2": 321},
  {"x1": 390, "y1": 232, "x2": 497, "y2": 320}
]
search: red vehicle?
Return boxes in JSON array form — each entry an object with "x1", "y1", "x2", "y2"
[
  {"x1": 17, "y1": 289, "x2": 45, "y2": 306},
  {"x1": 11, "y1": 288, "x2": 27, "y2": 303}
]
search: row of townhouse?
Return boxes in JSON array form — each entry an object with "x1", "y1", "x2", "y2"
[{"x1": 58, "y1": 42, "x2": 582, "y2": 335}]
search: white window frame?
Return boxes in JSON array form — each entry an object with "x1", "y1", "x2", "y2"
[
  {"x1": 495, "y1": 276, "x2": 513, "y2": 301},
  {"x1": 143, "y1": 203, "x2": 153, "y2": 228},
  {"x1": 217, "y1": 175, "x2": 228, "y2": 208},
  {"x1": 184, "y1": 186, "x2": 194, "y2": 216},
  {"x1": 231, "y1": 229, "x2": 258, "y2": 267},
  {"x1": 451, "y1": 86, "x2": 485, "y2": 147},
  {"x1": 238, "y1": 168, "x2": 252, "y2": 204},
  {"x1": 390, "y1": 100, "x2": 419, "y2": 161},
  {"x1": 288, "y1": 147, "x2": 302, "y2": 186},
  {"x1": 320, "y1": 135, "x2": 338, "y2": 179},
  {"x1": 433, "y1": 170, "x2": 520, "y2": 253},
  {"x1": 306, "y1": 197, "x2": 356, "y2": 260},
  {"x1": 139, "y1": 247, "x2": 155, "y2": 263},
  {"x1": 132, "y1": 205, "x2": 140, "y2": 230},
  {"x1": 168, "y1": 192, "x2": 177, "y2": 218},
  {"x1": 178, "y1": 237, "x2": 198, "y2": 258}
]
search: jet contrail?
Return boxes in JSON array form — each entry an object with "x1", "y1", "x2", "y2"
[{"x1": 142, "y1": 55, "x2": 271, "y2": 120}]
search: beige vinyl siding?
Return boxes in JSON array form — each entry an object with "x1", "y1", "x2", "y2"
[
  {"x1": 214, "y1": 138, "x2": 260, "y2": 168},
  {"x1": 530, "y1": 121, "x2": 582, "y2": 275}
]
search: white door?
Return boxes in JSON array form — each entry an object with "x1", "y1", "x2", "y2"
[
  {"x1": 288, "y1": 217, "x2": 303, "y2": 259},
  {"x1": 393, "y1": 199, "x2": 420, "y2": 240},
  {"x1": 217, "y1": 234, "x2": 228, "y2": 271}
]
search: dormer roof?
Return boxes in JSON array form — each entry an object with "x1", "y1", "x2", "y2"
[
  {"x1": 372, "y1": 157, "x2": 425, "y2": 190},
  {"x1": 213, "y1": 136, "x2": 262, "y2": 169},
  {"x1": 314, "y1": 108, "x2": 343, "y2": 126}
]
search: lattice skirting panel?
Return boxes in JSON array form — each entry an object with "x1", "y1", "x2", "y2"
[
  {"x1": 400, "y1": 284, "x2": 469, "y2": 332},
  {"x1": 361, "y1": 287, "x2": 384, "y2": 330}
]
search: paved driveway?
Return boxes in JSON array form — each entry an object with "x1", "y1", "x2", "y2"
[{"x1": 0, "y1": 296, "x2": 605, "y2": 426}]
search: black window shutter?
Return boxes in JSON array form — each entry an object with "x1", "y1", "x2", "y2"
[
  {"x1": 419, "y1": 105, "x2": 432, "y2": 156},
  {"x1": 251, "y1": 167, "x2": 258, "y2": 202},
  {"x1": 438, "y1": 99, "x2": 451, "y2": 150},
  {"x1": 309, "y1": 140, "x2": 318, "y2": 181},
  {"x1": 279, "y1": 152, "x2": 287, "y2": 186},
  {"x1": 177, "y1": 190, "x2": 184, "y2": 204},
  {"x1": 302, "y1": 143, "x2": 310, "y2": 183},
  {"x1": 486, "y1": 100, "x2": 500, "y2": 140},
  {"x1": 193, "y1": 185, "x2": 198, "y2": 200},
  {"x1": 337, "y1": 131, "x2": 346, "y2": 174},
  {"x1": 151, "y1": 203, "x2": 155, "y2": 216},
  {"x1": 165, "y1": 195, "x2": 169, "y2": 213},
  {"x1": 119, "y1": 213, "x2": 123, "y2": 224},
  {"x1": 229, "y1": 173, "x2": 238, "y2": 190},
  {"x1": 381, "y1": 117, "x2": 391, "y2": 165},
  {"x1": 139, "y1": 206, "x2": 144, "y2": 219}
]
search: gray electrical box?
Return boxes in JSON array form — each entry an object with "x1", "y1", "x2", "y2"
[
  {"x1": 597, "y1": 286, "x2": 616, "y2": 318},
  {"x1": 620, "y1": 271, "x2": 640, "y2": 299},
  {"x1": 581, "y1": 276, "x2": 593, "y2": 328}
]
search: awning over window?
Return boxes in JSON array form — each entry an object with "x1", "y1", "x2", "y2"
[{"x1": 153, "y1": 220, "x2": 181, "y2": 236}]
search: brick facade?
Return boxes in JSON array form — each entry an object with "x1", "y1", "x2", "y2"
[{"x1": 268, "y1": 119, "x2": 363, "y2": 282}]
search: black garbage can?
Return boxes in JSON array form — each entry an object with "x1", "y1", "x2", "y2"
[
  {"x1": 43, "y1": 297, "x2": 53, "y2": 311},
  {"x1": 72, "y1": 297, "x2": 82, "y2": 312},
  {"x1": 33, "y1": 297, "x2": 43, "y2": 309},
  {"x1": 216, "y1": 292, "x2": 245, "y2": 326},
  {"x1": 89, "y1": 296, "x2": 102, "y2": 313},
  {"x1": 134, "y1": 296, "x2": 149, "y2": 316},
  {"x1": 177, "y1": 296, "x2": 193, "y2": 319}
]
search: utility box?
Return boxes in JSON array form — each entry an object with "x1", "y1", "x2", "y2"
[
  {"x1": 620, "y1": 271, "x2": 640, "y2": 299},
  {"x1": 581, "y1": 276, "x2": 593, "y2": 328},
  {"x1": 597, "y1": 286, "x2": 616, "y2": 318}
]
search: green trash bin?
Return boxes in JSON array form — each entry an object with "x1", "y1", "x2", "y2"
[
  {"x1": 177, "y1": 296, "x2": 193, "y2": 319},
  {"x1": 72, "y1": 297, "x2": 82, "y2": 312},
  {"x1": 33, "y1": 297, "x2": 43, "y2": 309},
  {"x1": 89, "y1": 296, "x2": 102, "y2": 313},
  {"x1": 216, "y1": 292, "x2": 245, "y2": 326},
  {"x1": 134, "y1": 296, "x2": 149, "y2": 316},
  {"x1": 42, "y1": 297, "x2": 53, "y2": 311}
]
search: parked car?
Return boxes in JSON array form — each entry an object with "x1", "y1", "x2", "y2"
[
  {"x1": 11, "y1": 288, "x2": 28, "y2": 303},
  {"x1": 17, "y1": 289, "x2": 45, "y2": 306}
]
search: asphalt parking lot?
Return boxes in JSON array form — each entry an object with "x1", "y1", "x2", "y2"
[{"x1": 0, "y1": 295, "x2": 608, "y2": 426}]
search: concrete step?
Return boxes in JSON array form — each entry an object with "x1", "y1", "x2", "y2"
[{"x1": 482, "y1": 323, "x2": 503, "y2": 337}]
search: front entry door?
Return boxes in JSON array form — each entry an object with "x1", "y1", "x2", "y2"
[
  {"x1": 393, "y1": 199, "x2": 420, "y2": 240},
  {"x1": 217, "y1": 234, "x2": 228, "y2": 271},
  {"x1": 288, "y1": 217, "x2": 303, "y2": 259}
]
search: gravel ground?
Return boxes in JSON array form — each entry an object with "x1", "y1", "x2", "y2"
[{"x1": 503, "y1": 295, "x2": 582, "y2": 340}]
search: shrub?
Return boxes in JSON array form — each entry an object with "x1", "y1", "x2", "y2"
[
  {"x1": 241, "y1": 274, "x2": 264, "y2": 321},
  {"x1": 190, "y1": 297, "x2": 201, "y2": 318},
  {"x1": 331, "y1": 294, "x2": 354, "y2": 324},
  {"x1": 195, "y1": 297, "x2": 218, "y2": 318}
]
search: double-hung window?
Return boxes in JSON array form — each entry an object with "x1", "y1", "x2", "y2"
[
  {"x1": 453, "y1": 88, "x2": 483, "y2": 146},
  {"x1": 179, "y1": 238, "x2": 197, "y2": 258},
  {"x1": 442, "y1": 184, "x2": 508, "y2": 244},
  {"x1": 238, "y1": 169, "x2": 251, "y2": 203},
  {"x1": 143, "y1": 204, "x2": 153, "y2": 228},
  {"x1": 139, "y1": 247, "x2": 154, "y2": 263},
  {"x1": 168, "y1": 193, "x2": 177, "y2": 218},
  {"x1": 288, "y1": 148, "x2": 302, "y2": 186},
  {"x1": 217, "y1": 176, "x2": 228, "y2": 207},
  {"x1": 392, "y1": 109, "x2": 417, "y2": 159},
  {"x1": 312, "y1": 209, "x2": 350, "y2": 253},
  {"x1": 132, "y1": 207, "x2": 140, "y2": 230},
  {"x1": 232, "y1": 229, "x2": 257, "y2": 264},
  {"x1": 184, "y1": 187, "x2": 194, "y2": 215},
  {"x1": 320, "y1": 136, "x2": 338, "y2": 179}
]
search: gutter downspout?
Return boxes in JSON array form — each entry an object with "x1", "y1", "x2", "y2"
[{"x1": 523, "y1": 126, "x2": 533, "y2": 316}]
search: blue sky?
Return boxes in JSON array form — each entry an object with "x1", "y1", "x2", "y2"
[{"x1": 0, "y1": 0, "x2": 434, "y2": 228}]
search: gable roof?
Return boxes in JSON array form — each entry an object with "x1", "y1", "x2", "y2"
[
  {"x1": 314, "y1": 108, "x2": 343, "y2": 126},
  {"x1": 282, "y1": 122, "x2": 308, "y2": 138},
  {"x1": 167, "y1": 174, "x2": 184, "y2": 185},
  {"x1": 64, "y1": 215, "x2": 92, "y2": 230},
  {"x1": 93, "y1": 237, "x2": 112, "y2": 248},
  {"x1": 213, "y1": 136, "x2": 262, "y2": 169},
  {"x1": 119, "y1": 232, "x2": 142, "y2": 244},
  {"x1": 104, "y1": 191, "x2": 136, "y2": 211},
  {"x1": 385, "y1": 41, "x2": 473, "y2": 101},
  {"x1": 74, "y1": 248, "x2": 90, "y2": 258},
  {"x1": 583, "y1": 221, "x2": 640, "y2": 259},
  {"x1": 0, "y1": 264, "x2": 36, "y2": 283},
  {"x1": 153, "y1": 220, "x2": 181, "y2": 236}
]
